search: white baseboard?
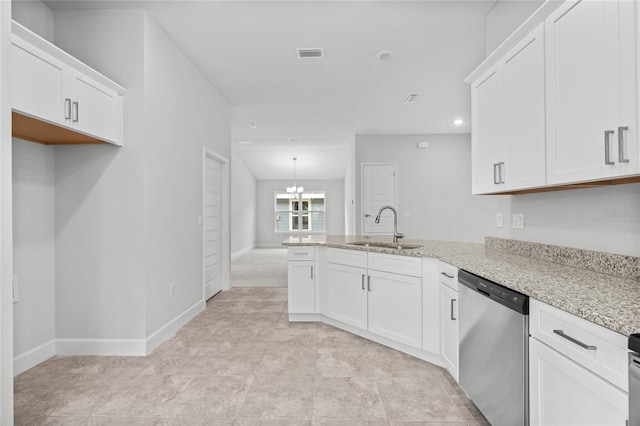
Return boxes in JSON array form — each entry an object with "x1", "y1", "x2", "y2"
[
  {"x1": 145, "y1": 299, "x2": 205, "y2": 354},
  {"x1": 255, "y1": 243, "x2": 285, "y2": 249},
  {"x1": 13, "y1": 339, "x2": 56, "y2": 376},
  {"x1": 231, "y1": 245, "x2": 255, "y2": 261},
  {"x1": 56, "y1": 338, "x2": 146, "y2": 357}
]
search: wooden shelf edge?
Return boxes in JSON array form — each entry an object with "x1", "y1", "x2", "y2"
[
  {"x1": 482, "y1": 176, "x2": 640, "y2": 195},
  {"x1": 12, "y1": 112, "x2": 107, "y2": 145}
]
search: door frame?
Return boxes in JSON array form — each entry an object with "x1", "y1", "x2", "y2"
[
  {"x1": 202, "y1": 147, "x2": 230, "y2": 300},
  {"x1": 360, "y1": 162, "x2": 397, "y2": 236}
]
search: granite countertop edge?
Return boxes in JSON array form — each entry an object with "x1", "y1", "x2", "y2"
[{"x1": 282, "y1": 235, "x2": 640, "y2": 337}]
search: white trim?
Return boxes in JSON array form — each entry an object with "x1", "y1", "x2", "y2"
[
  {"x1": 56, "y1": 338, "x2": 146, "y2": 357},
  {"x1": 145, "y1": 299, "x2": 205, "y2": 355},
  {"x1": 13, "y1": 339, "x2": 55, "y2": 376},
  {"x1": 231, "y1": 245, "x2": 255, "y2": 261}
]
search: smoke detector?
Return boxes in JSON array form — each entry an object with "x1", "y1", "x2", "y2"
[
  {"x1": 297, "y1": 48, "x2": 323, "y2": 59},
  {"x1": 376, "y1": 50, "x2": 394, "y2": 60}
]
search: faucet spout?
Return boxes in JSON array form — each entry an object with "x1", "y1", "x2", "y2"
[{"x1": 374, "y1": 205, "x2": 404, "y2": 243}]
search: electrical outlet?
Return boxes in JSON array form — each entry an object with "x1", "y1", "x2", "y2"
[
  {"x1": 496, "y1": 213, "x2": 503, "y2": 228},
  {"x1": 12, "y1": 275, "x2": 18, "y2": 304},
  {"x1": 513, "y1": 213, "x2": 525, "y2": 229},
  {"x1": 169, "y1": 282, "x2": 175, "y2": 297}
]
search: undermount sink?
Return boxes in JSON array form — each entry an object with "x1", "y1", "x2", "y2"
[{"x1": 348, "y1": 241, "x2": 422, "y2": 250}]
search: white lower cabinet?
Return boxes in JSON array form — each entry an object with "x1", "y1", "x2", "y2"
[
  {"x1": 326, "y1": 262, "x2": 368, "y2": 329},
  {"x1": 368, "y1": 269, "x2": 421, "y2": 348},
  {"x1": 529, "y1": 338, "x2": 628, "y2": 426},
  {"x1": 287, "y1": 247, "x2": 315, "y2": 314},
  {"x1": 440, "y1": 281, "x2": 459, "y2": 380}
]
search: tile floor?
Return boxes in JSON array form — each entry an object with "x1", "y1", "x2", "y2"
[{"x1": 14, "y1": 287, "x2": 488, "y2": 425}]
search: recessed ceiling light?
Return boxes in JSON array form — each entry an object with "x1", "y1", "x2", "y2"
[
  {"x1": 297, "y1": 48, "x2": 323, "y2": 59},
  {"x1": 287, "y1": 138, "x2": 300, "y2": 143},
  {"x1": 249, "y1": 123, "x2": 257, "y2": 129},
  {"x1": 237, "y1": 140, "x2": 253, "y2": 145},
  {"x1": 453, "y1": 118, "x2": 464, "y2": 126},
  {"x1": 376, "y1": 50, "x2": 394, "y2": 60},
  {"x1": 403, "y1": 94, "x2": 419, "y2": 104}
]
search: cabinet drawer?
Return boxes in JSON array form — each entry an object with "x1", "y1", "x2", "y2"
[
  {"x1": 530, "y1": 299, "x2": 629, "y2": 391},
  {"x1": 368, "y1": 252, "x2": 422, "y2": 277},
  {"x1": 439, "y1": 261, "x2": 459, "y2": 290},
  {"x1": 327, "y1": 248, "x2": 368, "y2": 268},
  {"x1": 288, "y1": 246, "x2": 315, "y2": 261}
]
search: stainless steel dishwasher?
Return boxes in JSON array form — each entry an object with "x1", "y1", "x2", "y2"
[
  {"x1": 458, "y1": 269, "x2": 529, "y2": 426},
  {"x1": 629, "y1": 334, "x2": 640, "y2": 426}
]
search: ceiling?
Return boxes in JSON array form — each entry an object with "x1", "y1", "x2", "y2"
[{"x1": 46, "y1": 0, "x2": 494, "y2": 180}]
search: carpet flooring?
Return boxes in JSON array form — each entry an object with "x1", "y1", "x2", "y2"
[{"x1": 231, "y1": 248, "x2": 288, "y2": 288}]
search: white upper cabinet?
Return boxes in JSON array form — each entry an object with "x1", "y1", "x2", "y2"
[
  {"x1": 545, "y1": 0, "x2": 638, "y2": 184},
  {"x1": 11, "y1": 21, "x2": 125, "y2": 146},
  {"x1": 470, "y1": 24, "x2": 546, "y2": 194}
]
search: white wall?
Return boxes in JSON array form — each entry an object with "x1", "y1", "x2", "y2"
[
  {"x1": 485, "y1": 0, "x2": 544, "y2": 55},
  {"x1": 11, "y1": 0, "x2": 53, "y2": 42},
  {"x1": 54, "y1": 9, "x2": 148, "y2": 344},
  {"x1": 142, "y1": 14, "x2": 231, "y2": 336},
  {"x1": 344, "y1": 140, "x2": 356, "y2": 236},
  {"x1": 231, "y1": 149, "x2": 257, "y2": 257},
  {"x1": 256, "y1": 179, "x2": 345, "y2": 246},
  {"x1": 356, "y1": 134, "x2": 501, "y2": 242},
  {"x1": 12, "y1": 139, "x2": 55, "y2": 367},
  {"x1": 0, "y1": 1, "x2": 13, "y2": 422}
]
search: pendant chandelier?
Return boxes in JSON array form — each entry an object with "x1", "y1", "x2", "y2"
[{"x1": 286, "y1": 157, "x2": 304, "y2": 198}]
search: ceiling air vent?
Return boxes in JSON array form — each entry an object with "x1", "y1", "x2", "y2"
[
  {"x1": 297, "y1": 48, "x2": 323, "y2": 59},
  {"x1": 403, "y1": 94, "x2": 420, "y2": 104}
]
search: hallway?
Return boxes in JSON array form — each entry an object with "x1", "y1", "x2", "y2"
[{"x1": 231, "y1": 248, "x2": 288, "y2": 288}]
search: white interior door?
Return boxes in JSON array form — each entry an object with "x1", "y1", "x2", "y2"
[
  {"x1": 204, "y1": 155, "x2": 222, "y2": 300},
  {"x1": 362, "y1": 164, "x2": 395, "y2": 234}
]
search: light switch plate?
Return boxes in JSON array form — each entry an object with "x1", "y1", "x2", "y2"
[
  {"x1": 496, "y1": 213, "x2": 503, "y2": 228},
  {"x1": 513, "y1": 213, "x2": 525, "y2": 229}
]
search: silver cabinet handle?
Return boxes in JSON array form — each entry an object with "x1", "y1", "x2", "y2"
[
  {"x1": 450, "y1": 299, "x2": 457, "y2": 321},
  {"x1": 604, "y1": 130, "x2": 615, "y2": 165},
  {"x1": 618, "y1": 126, "x2": 629, "y2": 163},
  {"x1": 64, "y1": 98, "x2": 71, "y2": 120},
  {"x1": 441, "y1": 272, "x2": 454, "y2": 279},
  {"x1": 553, "y1": 329, "x2": 597, "y2": 350},
  {"x1": 310, "y1": 266, "x2": 313, "y2": 280},
  {"x1": 361, "y1": 274, "x2": 365, "y2": 290},
  {"x1": 364, "y1": 214, "x2": 371, "y2": 218},
  {"x1": 72, "y1": 101, "x2": 79, "y2": 123},
  {"x1": 499, "y1": 162, "x2": 505, "y2": 184},
  {"x1": 367, "y1": 275, "x2": 371, "y2": 292},
  {"x1": 493, "y1": 163, "x2": 500, "y2": 184}
]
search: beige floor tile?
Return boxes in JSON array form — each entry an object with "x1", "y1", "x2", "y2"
[
  {"x1": 234, "y1": 420, "x2": 312, "y2": 426},
  {"x1": 158, "y1": 419, "x2": 233, "y2": 426},
  {"x1": 367, "y1": 345, "x2": 438, "y2": 380},
  {"x1": 87, "y1": 418, "x2": 160, "y2": 425},
  {"x1": 258, "y1": 345, "x2": 317, "y2": 376},
  {"x1": 170, "y1": 375, "x2": 253, "y2": 418},
  {"x1": 376, "y1": 377, "x2": 464, "y2": 422},
  {"x1": 313, "y1": 377, "x2": 386, "y2": 421},
  {"x1": 315, "y1": 347, "x2": 375, "y2": 378},
  {"x1": 14, "y1": 416, "x2": 89, "y2": 426},
  {"x1": 317, "y1": 325, "x2": 371, "y2": 348},
  {"x1": 238, "y1": 375, "x2": 314, "y2": 419},
  {"x1": 270, "y1": 328, "x2": 318, "y2": 345},
  {"x1": 313, "y1": 421, "x2": 389, "y2": 426}
]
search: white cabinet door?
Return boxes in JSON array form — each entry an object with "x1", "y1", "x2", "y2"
[
  {"x1": 326, "y1": 262, "x2": 367, "y2": 329},
  {"x1": 287, "y1": 261, "x2": 315, "y2": 314},
  {"x1": 70, "y1": 72, "x2": 123, "y2": 145},
  {"x1": 422, "y1": 258, "x2": 440, "y2": 355},
  {"x1": 368, "y1": 270, "x2": 422, "y2": 349},
  {"x1": 471, "y1": 66, "x2": 505, "y2": 194},
  {"x1": 12, "y1": 38, "x2": 67, "y2": 127},
  {"x1": 440, "y1": 283, "x2": 459, "y2": 381},
  {"x1": 530, "y1": 338, "x2": 628, "y2": 426},
  {"x1": 546, "y1": 0, "x2": 637, "y2": 184},
  {"x1": 504, "y1": 23, "x2": 546, "y2": 191}
]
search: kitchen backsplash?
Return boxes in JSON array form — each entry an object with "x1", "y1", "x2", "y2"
[{"x1": 485, "y1": 236, "x2": 640, "y2": 281}]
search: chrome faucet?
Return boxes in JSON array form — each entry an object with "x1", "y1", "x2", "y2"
[{"x1": 374, "y1": 205, "x2": 404, "y2": 243}]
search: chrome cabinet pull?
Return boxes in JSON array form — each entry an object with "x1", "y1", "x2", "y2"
[
  {"x1": 361, "y1": 274, "x2": 365, "y2": 290},
  {"x1": 499, "y1": 162, "x2": 505, "y2": 184},
  {"x1": 553, "y1": 329, "x2": 597, "y2": 350},
  {"x1": 450, "y1": 299, "x2": 457, "y2": 320},
  {"x1": 493, "y1": 163, "x2": 500, "y2": 184},
  {"x1": 64, "y1": 98, "x2": 71, "y2": 120},
  {"x1": 310, "y1": 266, "x2": 313, "y2": 280},
  {"x1": 72, "y1": 101, "x2": 79, "y2": 123},
  {"x1": 604, "y1": 130, "x2": 615, "y2": 165},
  {"x1": 618, "y1": 126, "x2": 630, "y2": 163},
  {"x1": 441, "y1": 272, "x2": 454, "y2": 279},
  {"x1": 367, "y1": 275, "x2": 371, "y2": 292},
  {"x1": 364, "y1": 214, "x2": 371, "y2": 218}
]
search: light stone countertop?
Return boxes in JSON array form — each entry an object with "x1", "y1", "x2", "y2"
[{"x1": 282, "y1": 235, "x2": 640, "y2": 337}]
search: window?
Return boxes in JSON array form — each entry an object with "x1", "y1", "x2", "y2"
[{"x1": 275, "y1": 192, "x2": 325, "y2": 233}]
